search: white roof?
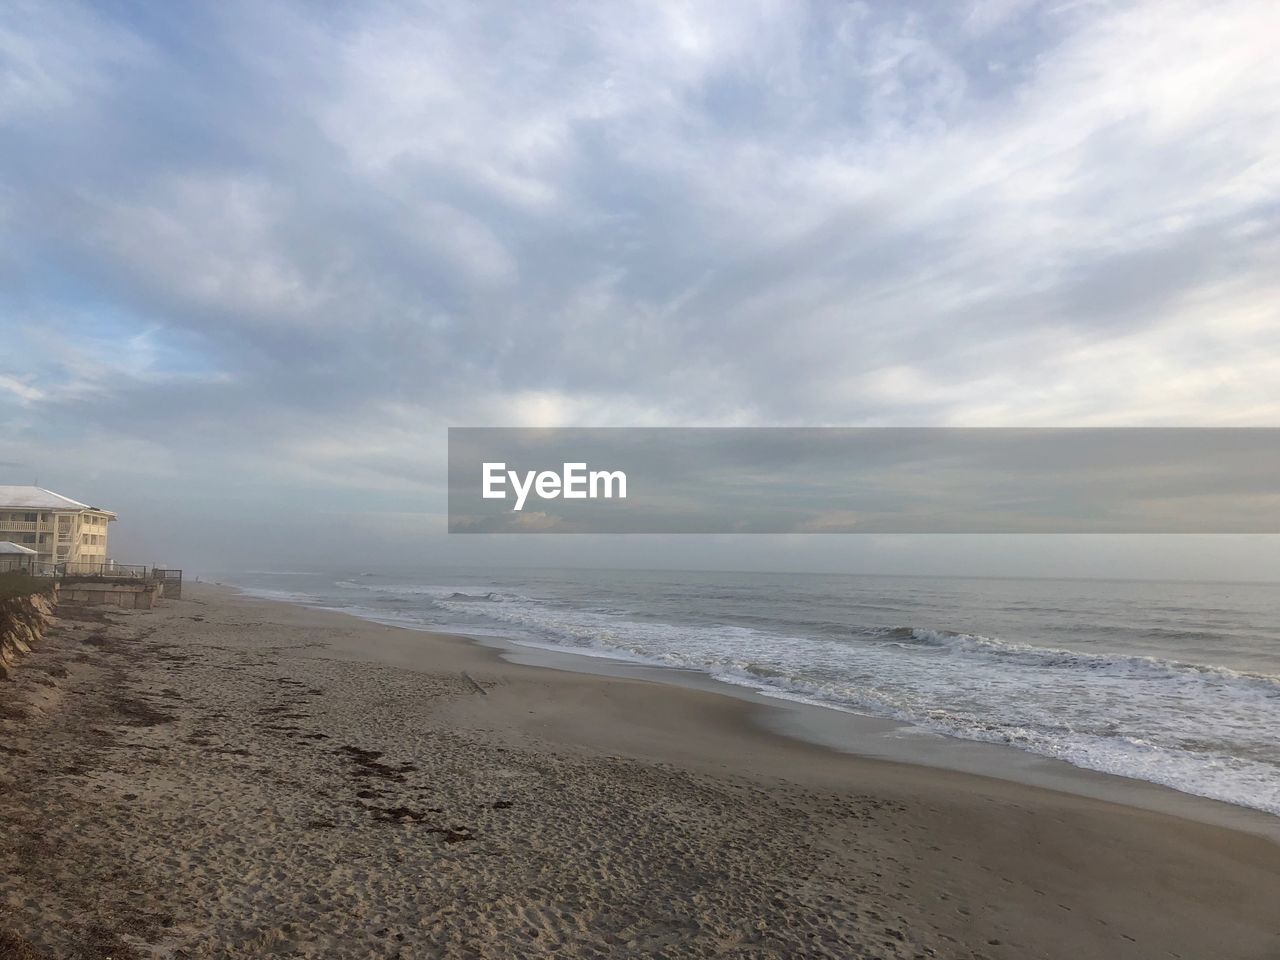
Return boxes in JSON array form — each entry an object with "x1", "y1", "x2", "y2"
[
  {"x1": 0, "y1": 485, "x2": 116, "y2": 517},
  {"x1": 0, "y1": 541, "x2": 38, "y2": 555}
]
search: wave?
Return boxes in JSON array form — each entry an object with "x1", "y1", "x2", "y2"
[
  {"x1": 881, "y1": 626, "x2": 1280, "y2": 693},
  {"x1": 334, "y1": 580, "x2": 537, "y2": 604},
  {"x1": 238, "y1": 586, "x2": 321, "y2": 604},
  {"x1": 703, "y1": 653, "x2": 1280, "y2": 815}
]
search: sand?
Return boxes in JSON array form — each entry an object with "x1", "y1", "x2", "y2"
[{"x1": 0, "y1": 584, "x2": 1277, "y2": 959}]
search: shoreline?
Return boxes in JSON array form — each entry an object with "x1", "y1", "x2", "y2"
[
  {"x1": 2, "y1": 583, "x2": 1278, "y2": 958},
  {"x1": 486, "y1": 632, "x2": 1280, "y2": 840},
  {"x1": 241, "y1": 584, "x2": 1280, "y2": 841}
]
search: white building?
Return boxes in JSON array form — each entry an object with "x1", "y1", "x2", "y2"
[{"x1": 0, "y1": 486, "x2": 117, "y2": 569}]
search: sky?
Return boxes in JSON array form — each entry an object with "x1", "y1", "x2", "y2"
[{"x1": 1, "y1": 0, "x2": 1278, "y2": 577}]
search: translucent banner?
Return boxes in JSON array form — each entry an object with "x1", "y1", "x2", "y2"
[{"x1": 448, "y1": 428, "x2": 1280, "y2": 533}]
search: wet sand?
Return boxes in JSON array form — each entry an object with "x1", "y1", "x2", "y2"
[{"x1": 1, "y1": 584, "x2": 1277, "y2": 959}]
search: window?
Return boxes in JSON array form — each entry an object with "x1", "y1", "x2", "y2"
[{"x1": 22, "y1": 534, "x2": 36, "y2": 544}]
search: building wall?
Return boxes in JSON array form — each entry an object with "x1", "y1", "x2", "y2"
[{"x1": 0, "y1": 509, "x2": 114, "y2": 567}]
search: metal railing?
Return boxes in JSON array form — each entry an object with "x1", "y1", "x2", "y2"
[
  {"x1": 154, "y1": 568, "x2": 183, "y2": 599},
  {"x1": 57, "y1": 561, "x2": 150, "y2": 579},
  {"x1": 2, "y1": 560, "x2": 183, "y2": 591}
]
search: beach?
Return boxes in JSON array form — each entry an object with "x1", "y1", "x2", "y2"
[{"x1": 1, "y1": 585, "x2": 1277, "y2": 959}]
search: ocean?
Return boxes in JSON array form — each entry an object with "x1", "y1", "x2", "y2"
[{"x1": 228, "y1": 567, "x2": 1280, "y2": 816}]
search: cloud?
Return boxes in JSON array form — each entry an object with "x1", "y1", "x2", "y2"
[
  {"x1": 0, "y1": 0, "x2": 1278, "y2": 568},
  {"x1": 0, "y1": 373, "x2": 44, "y2": 403},
  {"x1": 793, "y1": 511, "x2": 862, "y2": 534}
]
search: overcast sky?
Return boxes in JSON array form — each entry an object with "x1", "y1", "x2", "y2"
[{"x1": 2, "y1": 0, "x2": 1278, "y2": 577}]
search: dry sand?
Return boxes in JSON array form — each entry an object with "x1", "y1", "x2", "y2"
[{"x1": 1, "y1": 584, "x2": 1277, "y2": 959}]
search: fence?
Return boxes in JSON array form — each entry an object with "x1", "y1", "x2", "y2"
[
  {"x1": 0, "y1": 560, "x2": 184, "y2": 595},
  {"x1": 153, "y1": 568, "x2": 183, "y2": 599},
  {"x1": 1, "y1": 561, "x2": 153, "y2": 579},
  {"x1": 57, "y1": 561, "x2": 151, "y2": 579}
]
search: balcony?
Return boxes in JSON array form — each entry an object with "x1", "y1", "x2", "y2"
[{"x1": 0, "y1": 521, "x2": 39, "y2": 532}]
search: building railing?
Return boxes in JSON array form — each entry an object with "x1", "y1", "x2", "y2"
[
  {"x1": 2, "y1": 559, "x2": 182, "y2": 589},
  {"x1": 57, "y1": 561, "x2": 150, "y2": 579},
  {"x1": 0, "y1": 521, "x2": 39, "y2": 532}
]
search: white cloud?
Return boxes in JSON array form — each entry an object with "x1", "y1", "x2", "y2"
[
  {"x1": 0, "y1": 0, "x2": 147, "y2": 122},
  {"x1": 0, "y1": 373, "x2": 44, "y2": 403},
  {"x1": 82, "y1": 175, "x2": 324, "y2": 325},
  {"x1": 3, "y1": 0, "x2": 1279, "y2": 520}
]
